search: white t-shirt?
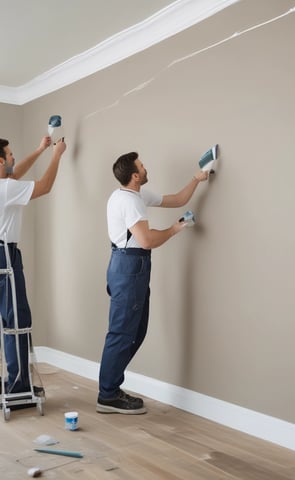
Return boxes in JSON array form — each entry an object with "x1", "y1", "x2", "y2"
[
  {"x1": 107, "y1": 187, "x2": 163, "y2": 248},
  {"x1": 0, "y1": 178, "x2": 34, "y2": 242}
]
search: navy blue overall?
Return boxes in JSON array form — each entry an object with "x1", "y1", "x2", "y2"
[
  {"x1": 99, "y1": 246, "x2": 151, "y2": 399},
  {"x1": 0, "y1": 242, "x2": 31, "y2": 393}
]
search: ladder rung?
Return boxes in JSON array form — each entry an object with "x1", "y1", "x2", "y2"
[{"x1": 3, "y1": 327, "x2": 32, "y2": 335}]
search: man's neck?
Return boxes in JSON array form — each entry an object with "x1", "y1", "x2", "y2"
[
  {"x1": 121, "y1": 182, "x2": 140, "y2": 193},
  {"x1": 120, "y1": 186, "x2": 140, "y2": 193}
]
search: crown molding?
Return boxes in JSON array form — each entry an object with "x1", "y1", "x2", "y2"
[{"x1": 0, "y1": 0, "x2": 239, "y2": 105}]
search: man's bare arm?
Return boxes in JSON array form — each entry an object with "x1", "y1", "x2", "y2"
[
  {"x1": 12, "y1": 136, "x2": 51, "y2": 180},
  {"x1": 129, "y1": 219, "x2": 186, "y2": 250},
  {"x1": 31, "y1": 140, "x2": 66, "y2": 199},
  {"x1": 160, "y1": 170, "x2": 209, "y2": 208}
]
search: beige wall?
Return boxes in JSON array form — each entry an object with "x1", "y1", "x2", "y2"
[
  {"x1": 0, "y1": 103, "x2": 37, "y2": 302},
  {"x1": 2, "y1": 0, "x2": 295, "y2": 423}
]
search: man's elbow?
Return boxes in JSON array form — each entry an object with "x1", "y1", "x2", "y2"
[
  {"x1": 140, "y1": 240, "x2": 153, "y2": 249},
  {"x1": 31, "y1": 183, "x2": 52, "y2": 199},
  {"x1": 137, "y1": 235, "x2": 153, "y2": 250},
  {"x1": 43, "y1": 184, "x2": 52, "y2": 195}
]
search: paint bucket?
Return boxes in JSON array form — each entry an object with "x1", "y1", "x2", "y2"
[{"x1": 64, "y1": 411, "x2": 79, "y2": 431}]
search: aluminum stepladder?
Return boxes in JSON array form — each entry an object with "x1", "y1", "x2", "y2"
[{"x1": 0, "y1": 236, "x2": 45, "y2": 420}]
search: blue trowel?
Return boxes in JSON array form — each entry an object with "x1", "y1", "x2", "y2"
[{"x1": 199, "y1": 144, "x2": 219, "y2": 174}]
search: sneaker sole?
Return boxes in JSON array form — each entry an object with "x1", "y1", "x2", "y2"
[{"x1": 96, "y1": 404, "x2": 147, "y2": 415}]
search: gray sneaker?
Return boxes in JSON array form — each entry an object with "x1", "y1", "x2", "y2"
[{"x1": 96, "y1": 390, "x2": 146, "y2": 414}]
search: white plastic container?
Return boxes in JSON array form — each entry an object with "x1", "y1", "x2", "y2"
[{"x1": 64, "y1": 411, "x2": 79, "y2": 431}]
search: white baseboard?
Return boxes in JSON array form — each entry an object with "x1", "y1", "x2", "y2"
[{"x1": 35, "y1": 346, "x2": 295, "y2": 452}]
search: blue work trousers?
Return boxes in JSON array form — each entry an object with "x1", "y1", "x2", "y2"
[
  {"x1": 0, "y1": 245, "x2": 31, "y2": 392},
  {"x1": 99, "y1": 247, "x2": 151, "y2": 399}
]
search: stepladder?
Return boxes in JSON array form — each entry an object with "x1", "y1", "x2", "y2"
[{"x1": 0, "y1": 237, "x2": 45, "y2": 420}]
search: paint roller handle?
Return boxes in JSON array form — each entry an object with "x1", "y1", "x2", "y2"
[
  {"x1": 171, "y1": 218, "x2": 188, "y2": 235},
  {"x1": 52, "y1": 135, "x2": 65, "y2": 145}
]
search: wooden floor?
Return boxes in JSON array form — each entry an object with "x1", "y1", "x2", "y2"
[{"x1": 1, "y1": 364, "x2": 295, "y2": 479}]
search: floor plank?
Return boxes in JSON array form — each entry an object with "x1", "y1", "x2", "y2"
[{"x1": 1, "y1": 364, "x2": 295, "y2": 479}]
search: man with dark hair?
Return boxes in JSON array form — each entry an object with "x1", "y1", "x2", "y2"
[
  {"x1": 0, "y1": 136, "x2": 66, "y2": 397},
  {"x1": 97, "y1": 151, "x2": 209, "y2": 414}
]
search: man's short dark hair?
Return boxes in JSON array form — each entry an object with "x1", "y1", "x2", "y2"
[
  {"x1": 113, "y1": 152, "x2": 139, "y2": 186},
  {"x1": 0, "y1": 138, "x2": 9, "y2": 160}
]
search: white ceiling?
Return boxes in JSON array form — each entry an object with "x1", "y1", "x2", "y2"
[
  {"x1": 0, "y1": 0, "x2": 240, "y2": 104},
  {"x1": 0, "y1": 0, "x2": 177, "y2": 87}
]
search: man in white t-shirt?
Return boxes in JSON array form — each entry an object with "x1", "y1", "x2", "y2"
[
  {"x1": 0, "y1": 136, "x2": 66, "y2": 399},
  {"x1": 97, "y1": 151, "x2": 210, "y2": 414}
]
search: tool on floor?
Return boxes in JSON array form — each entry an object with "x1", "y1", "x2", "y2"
[
  {"x1": 199, "y1": 144, "x2": 219, "y2": 174},
  {"x1": 27, "y1": 467, "x2": 42, "y2": 477},
  {"x1": 34, "y1": 448, "x2": 83, "y2": 458},
  {"x1": 0, "y1": 234, "x2": 45, "y2": 421}
]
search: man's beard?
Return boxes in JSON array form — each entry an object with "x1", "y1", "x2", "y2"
[
  {"x1": 141, "y1": 173, "x2": 148, "y2": 185},
  {"x1": 5, "y1": 163, "x2": 14, "y2": 175}
]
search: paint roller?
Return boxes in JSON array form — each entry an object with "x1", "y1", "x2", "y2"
[
  {"x1": 48, "y1": 115, "x2": 64, "y2": 144},
  {"x1": 199, "y1": 144, "x2": 219, "y2": 174}
]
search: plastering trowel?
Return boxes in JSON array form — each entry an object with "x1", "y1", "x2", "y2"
[
  {"x1": 48, "y1": 115, "x2": 64, "y2": 144},
  {"x1": 199, "y1": 144, "x2": 219, "y2": 174}
]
